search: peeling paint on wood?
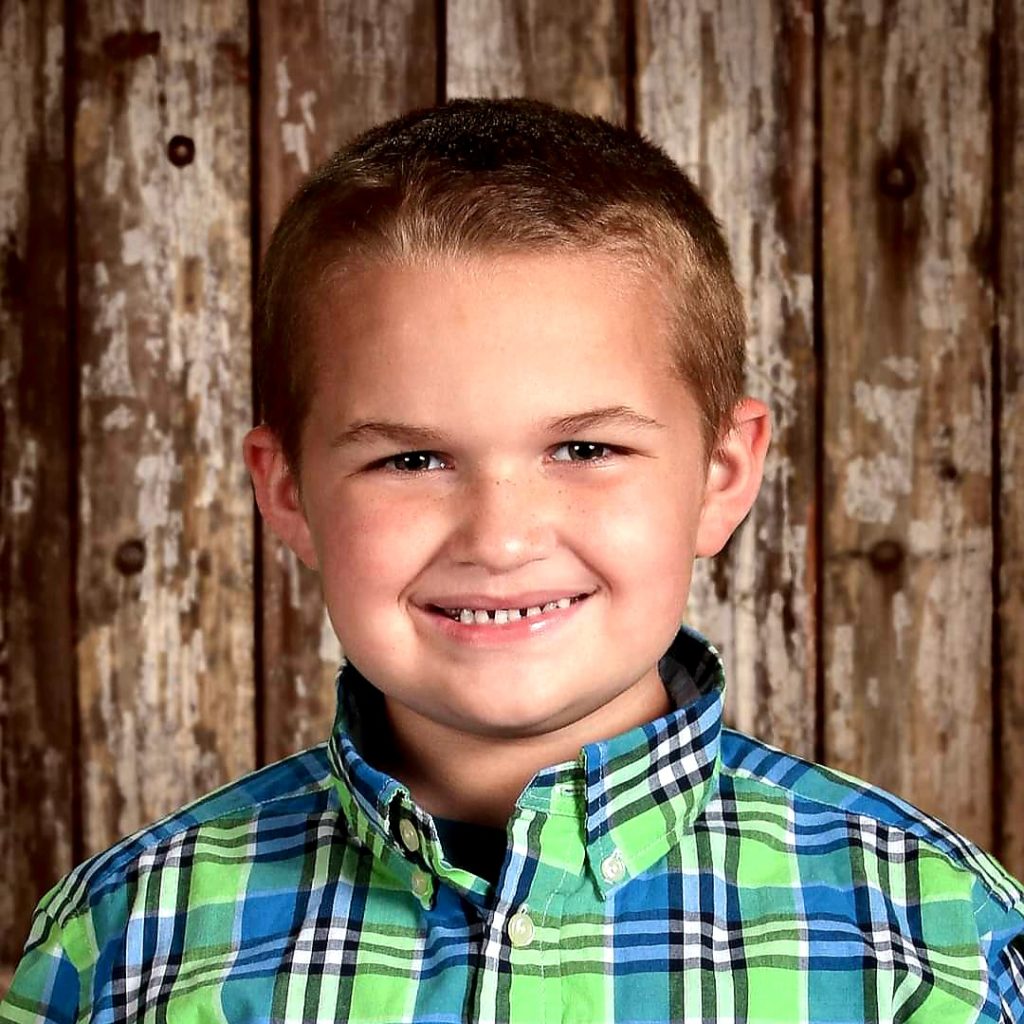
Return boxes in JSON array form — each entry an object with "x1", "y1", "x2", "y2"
[
  {"x1": 0, "y1": 0, "x2": 73, "y2": 964},
  {"x1": 636, "y1": 0, "x2": 818, "y2": 759},
  {"x1": 447, "y1": 0, "x2": 627, "y2": 120},
  {"x1": 2, "y1": 0, "x2": 1022, "y2": 943},
  {"x1": 822, "y1": 0, "x2": 995, "y2": 847},
  {"x1": 74, "y1": 0, "x2": 255, "y2": 854},
  {"x1": 997, "y1": 0, "x2": 1024, "y2": 875},
  {"x1": 842, "y1": 380, "x2": 922, "y2": 524},
  {"x1": 258, "y1": 1, "x2": 436, "y2": 762}
]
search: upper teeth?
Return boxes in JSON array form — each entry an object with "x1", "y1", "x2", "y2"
[{"x1": 446, "y1": 597, "x2": 575, "y2": 624}]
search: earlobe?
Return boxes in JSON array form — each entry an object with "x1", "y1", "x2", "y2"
[
  {"x1": 242, "y1": 426, "x2": 320, "y2": 570},
  {"x1": 694, "y1": 398, "x2": 772, "y2": 558}
]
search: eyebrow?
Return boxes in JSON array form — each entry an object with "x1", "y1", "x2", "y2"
[{"x1": 330, "y1": 405, "x2": 667, "y2": 450}]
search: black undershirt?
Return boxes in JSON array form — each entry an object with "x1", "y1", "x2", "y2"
[{"x1": 432, "y1": 815, "x2": 508, "y2": 885}]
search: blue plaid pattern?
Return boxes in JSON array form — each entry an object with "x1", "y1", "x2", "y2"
[{"x1": 2, "y1": 624, "x2": 1022, "y2": 1022}]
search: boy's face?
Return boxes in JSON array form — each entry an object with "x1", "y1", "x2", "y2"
[{"x1": 246, "y1": 251, "x2": 767, "y2": 748}]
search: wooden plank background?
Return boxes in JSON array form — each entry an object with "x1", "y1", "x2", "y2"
[
  {"x1": 1, "y1": 0, "x2": 1020, "y2": 982},
  {"x1": 74, "y1": 0, "x2": 256, "y2": 866},
  {"x1": 822, "y1": 0, "x2": 998, "y2": 848}
]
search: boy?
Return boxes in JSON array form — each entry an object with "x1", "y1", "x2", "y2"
[{"x1": 2, "y1": 97, "x2": 1022, "y2": 1023}]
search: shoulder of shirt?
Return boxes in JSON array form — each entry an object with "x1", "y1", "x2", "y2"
[
  {"x1": 719, "y1": 725, "x2": 1024, "y2": 921},
  {"x1": 30, "y1": 743, "x2": 336, "y2": 939}
]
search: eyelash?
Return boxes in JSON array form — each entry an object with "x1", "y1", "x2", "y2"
[{"x1": 372, "y1": 442, "x2": 625, "y2": 475}]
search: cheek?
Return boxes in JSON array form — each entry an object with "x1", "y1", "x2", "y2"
[
  {"x1": 587, "y1": 475, "x2": 700, "y2": 624},
  {"x1": 591, "y1": 476, "x2": 698, "y2": 565},
  {"x1": 316, "y1": 497, "x2": 430, "y2": 591}
]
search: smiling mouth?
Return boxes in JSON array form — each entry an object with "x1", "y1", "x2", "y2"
[{"x1": 428, "y1": 593, "x2": 591, "y2": 622}]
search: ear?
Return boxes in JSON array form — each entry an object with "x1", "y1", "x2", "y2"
[
  {"x1": 694, "y1": 398, "x2": 772, "y2": 557},
  {"x1": 242, "y1": 425, "x2": 319, "y2": 570}
]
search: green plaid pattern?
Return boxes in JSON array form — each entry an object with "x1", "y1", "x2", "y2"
[{"x1": 2, "y1": 624, "x2": 1023, "y2": 1022}]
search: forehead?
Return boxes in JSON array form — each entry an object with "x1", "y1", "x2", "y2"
[
  {"x1": 305, "y1": 250, "x2": 692, "y2": 431},
  {"x1": 313, "y1": 249, "x2": 673, "y2": 356}
]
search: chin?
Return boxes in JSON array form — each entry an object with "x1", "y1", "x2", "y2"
[{"x1": 445, "y1": 694, "x2": 593, "y2": 741}]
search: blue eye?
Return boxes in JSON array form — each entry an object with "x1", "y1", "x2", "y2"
[{"x1": 375, "y1": 442, "x2": 620, "y2": 475}]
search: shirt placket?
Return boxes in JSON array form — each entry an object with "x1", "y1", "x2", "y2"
[{"x1": 467, "y1": 774, "x2": 585, "y2": 1023}]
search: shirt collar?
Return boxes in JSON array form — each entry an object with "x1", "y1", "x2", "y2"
[{"x1": 326, "y1": 624, "x2": 725, "y2": 900}]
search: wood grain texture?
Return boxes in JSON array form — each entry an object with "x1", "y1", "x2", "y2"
[
  {"x1": 0, "y1": 0, "x2": 73, "y2": 961},
  {"x1": 636, "y1": 0, "x2": 818, "y2": 759},
  {"x1": 2, "y1": 5, "x2": 1023, "y2": 970},
  {"x1": 258, "y1": 1, "x2": 437, "y2": 764},
  {"x1": 446, "y1": 0, "x2": 627, "y2": 120},
  {"x1": 73, "y1": 1, "x2": 254, "y2": 854},
  {"x1": 998, "y1": 0, "x2": 1023, "y2": 878},
  {"x1": 822, "y1": 0, "x2": 995, "y2": 847}
]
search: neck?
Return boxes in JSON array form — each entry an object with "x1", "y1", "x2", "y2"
[{"x1": 368, "y1": 668, "x2": 672, "y2": 831}]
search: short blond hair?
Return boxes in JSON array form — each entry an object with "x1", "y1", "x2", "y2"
[{"x1": 256, "y1": 97, "x2": 746, "y2": 477}]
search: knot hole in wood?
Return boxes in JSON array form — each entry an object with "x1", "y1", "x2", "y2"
[
  {"x1": 878, "y1": 154, "x2": 917, "y2": 200},
  {"x1": 167, "y1": 135, "x2": 195, "y2": 168},
  {"x1": 114, "y1": 538, "x2": 146, "y2": 575},
  {"x1": 868, "y1": 538, "x2": 905, "y2": 575}
]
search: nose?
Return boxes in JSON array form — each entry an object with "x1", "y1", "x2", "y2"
[{"x1": 447, "y1": 468, "x2": 558, "y2": 570}]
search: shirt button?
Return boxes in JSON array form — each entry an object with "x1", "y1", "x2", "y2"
[
  {"x1": 601, "y1": 849, "x2": 626, "y2": 883},
  {"x1": 508, "y1": 908, "x2": 535, "y2": 948},
  {"x1": 399, "y1": 819, "x2": 420, "y2": 853},
  {"x1": 410, "y1": 868, "x2": 430, "y2": 897}
]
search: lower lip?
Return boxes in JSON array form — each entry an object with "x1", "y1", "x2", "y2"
[{"x1": 416, "y1": 594, "x2": 592, "y2": 646}]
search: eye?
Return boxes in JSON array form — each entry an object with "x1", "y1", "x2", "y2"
[
  {"x1": 550, "y1": 441, "x2": 618, "y2": 465},
  {"x1": 372, "y1": 441, "x2": 622, "y2": 475},
  {"x1": 377, "y1": 451, "x2": 448, "y2": 474}
]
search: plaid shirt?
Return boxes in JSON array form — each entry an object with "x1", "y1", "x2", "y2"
[{"x1": 3, "y1": 625, "x2": 1023, "y2": 1023}]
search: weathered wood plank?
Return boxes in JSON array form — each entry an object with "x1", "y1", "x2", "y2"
[
  {"x1": 0, "y1": 0, "x2": 73, "y2": 961},
  {"x1": 74, "y1": 1, "x2": 254, "y2": 853},
  {"x1": 446, "y1": 0, "x2": 627, "y2": 120},
  {"x1": 998, "y1": 0, "x2": 1024, "y2": 880},
  {"x1": 636, "y1": 0, "x2": 818, "y2": 759},
  {"x1": 822, "y1": 0, "x2": 995, "y2": 846},
  {"x1": 258, "y1": 1, "x2": 437, "y2": 764}
]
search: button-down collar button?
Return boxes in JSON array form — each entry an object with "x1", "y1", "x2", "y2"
[
  {"x1": 399, "y1": 819, "x2": 420, "y2": 853},
  {"x1": 601, "y1": 849, "x2": 626, "y2": 884},
  {"x1": 410, "y1": 868, "x2": 430, "y2": 897},
  {"x1": 508, "y1": 908, "x2": 535, "y2": 948}
]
